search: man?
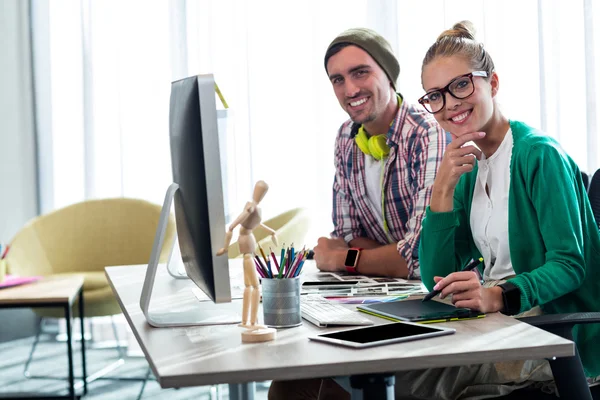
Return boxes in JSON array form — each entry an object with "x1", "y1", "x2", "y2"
[
  {"x1": 314, "y1": 27, "x2": 447, "y2": 279},
  {"x1": 269, "y1": 28, "x2": 448, "y2": 400}
]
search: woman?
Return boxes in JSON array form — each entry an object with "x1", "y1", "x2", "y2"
[{"x1": 418, "y1": 19, "x2": 600, "y2": 393}]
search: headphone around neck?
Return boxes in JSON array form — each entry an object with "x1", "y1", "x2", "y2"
[
  {"x1": 355, "y1": 126, "x2": 390, "y2": 161},
  {"x1": 352, "y1": 95, "x2": 402, "y2": 161}
]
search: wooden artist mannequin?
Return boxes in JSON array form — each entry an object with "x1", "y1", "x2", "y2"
[{"x1": 217, "y1": 180, "x2": 278, "y2": 343}]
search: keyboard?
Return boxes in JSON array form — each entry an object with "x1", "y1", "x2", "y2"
[{"x1": 300, "y1": 295, "x2": 374, "y2": 327}]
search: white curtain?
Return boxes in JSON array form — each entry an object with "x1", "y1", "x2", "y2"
[{"x1": 32, "y1": 0, "x2": 600, "y2": 242}]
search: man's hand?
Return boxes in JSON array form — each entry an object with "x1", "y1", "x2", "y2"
[
  {"x1": 313, "y1": 237, "x2": 349, "y2": 272},
  {"x1": 432, "y1": 271, "x2": 503, "y2": 313}
]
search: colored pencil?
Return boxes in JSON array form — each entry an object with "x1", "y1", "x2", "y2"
[
  {"x1": 253, "y1": 258, "x2": 266, "y2": 278},
  {"x1": 270, "y1": 248, "x2": 280, "y2": 272}
]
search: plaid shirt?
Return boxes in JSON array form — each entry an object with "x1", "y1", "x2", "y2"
[{"x1": 331, "y1": 98, "x2": 447, "y2": 279}]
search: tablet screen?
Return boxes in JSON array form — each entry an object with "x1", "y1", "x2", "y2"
[{"x1": 318, "y1": 322, "x2": 446, "y2": 344}]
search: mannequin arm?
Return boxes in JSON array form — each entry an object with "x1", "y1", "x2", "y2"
[
  {"x1": 227, "y1": 206, "x2": 254, "y2": 232},
  {"x1": 216, "y1": 231, "x2": 234, "y2": 256},
  {"x1": 260, "y1": 223, "x2": 278, "y2": 247},
  {"x1": 216, "y1": 205, "x2": 255, "y2": 256}
]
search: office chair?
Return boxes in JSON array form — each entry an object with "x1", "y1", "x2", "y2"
[
  {"x1": 5, "y1": 197, "x2": 176, "y2": 398},
  {"x1": 582, "y1": 171, "x2": 591, "y2": 192},
  {"x1": 588, "y1": 168, "x2": 600, "y2": 228},
  {"x1": 496, "y1": 313, "x2": 600, "y2": 400},
  {"x1": 227, "y1": 207, "x2": 311, "y2": 258},
  {"x1": 496, "y1": 170, "x2": 600, "y2": 399}
]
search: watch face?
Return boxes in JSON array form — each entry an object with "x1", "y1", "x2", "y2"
[{"x1": 345, "y1": 249, "x2": 359, "y2": 266}]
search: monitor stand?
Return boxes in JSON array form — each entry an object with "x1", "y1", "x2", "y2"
[
  {"x1": 140, "y1": 182, "x2": 241, "y2": 328},
  {"x1": 165, "y1": 235, "x2": 187, "y2": 279}
]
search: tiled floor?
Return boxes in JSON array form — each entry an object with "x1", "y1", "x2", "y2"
[{"x1": 0, "y1": 335, "x2": 269, "y2": 399}]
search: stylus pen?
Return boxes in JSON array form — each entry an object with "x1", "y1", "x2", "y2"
[{"x1": 422, "y1": 257, "x2": 484, "y2": 302}]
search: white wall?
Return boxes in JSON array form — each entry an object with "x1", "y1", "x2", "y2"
[{"x1": 0, "y1": 0, "x2": 39, "y2": 243}]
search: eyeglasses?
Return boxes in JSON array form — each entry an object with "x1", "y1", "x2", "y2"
[{"x1": 418, "y1": 71, "x2": 488, "y2": 114}]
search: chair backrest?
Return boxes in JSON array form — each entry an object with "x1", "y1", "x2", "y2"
[
  {"x1": 581, "y1": 171, "x2": 591, "y2": 192},
  {"x1": 588, "y1": 169, "x2": 600, "y2": 229},
  {"x1": 7, "y1": 198, "x2": 176, "y2": 276}
]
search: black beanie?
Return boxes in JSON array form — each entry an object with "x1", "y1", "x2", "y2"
[{"x1": 324, "y1": 27, "x2": 400, "y2": 90}]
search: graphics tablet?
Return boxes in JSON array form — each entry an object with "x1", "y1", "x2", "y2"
[
  {"x1": 309, "y1": 321, "x2": 455, "y2": 349},
  {"x1": 357, "y1": 299, "x2": 485, "y2": 323}
]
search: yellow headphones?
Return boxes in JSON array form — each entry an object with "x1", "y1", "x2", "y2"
[
  {"x1": 355, "y1": 126, "x2": 390, "y2": 160},
  {"x1": 353, "y1": 95, "x2": 402, "y2": 161}
]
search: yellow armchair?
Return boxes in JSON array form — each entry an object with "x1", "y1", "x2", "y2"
[
  {"x1": 227, "y1": 207, "x2": 311, "y2": 258},
  {"x1": 5, "y1": 197, "x2": 176, "y2": 318}
]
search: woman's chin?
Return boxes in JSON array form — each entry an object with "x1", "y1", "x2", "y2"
[{"x1": 444, "y1": 124, "x2": 475, "y2": 138}]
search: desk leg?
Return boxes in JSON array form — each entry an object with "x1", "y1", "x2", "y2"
[
  {"x1": 228, "y1": 382, "x2": 255, "y2": 400},
  {"x1": 78, "y1": 289, "x2": 88, "y2": 395},
  {"x1": 64, "y1": 303, "x2": 75, "y2": 400},
  {"x1": 542, "y1": 326, "x2": 592, "y2": 399}
]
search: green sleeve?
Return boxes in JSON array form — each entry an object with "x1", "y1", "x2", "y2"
[
  {"x1": 509, "y1": 143, "x2": 586, "y2": 312},
  {"x1": 419, "y1": 178, "x2": 475, "y2": 291}
]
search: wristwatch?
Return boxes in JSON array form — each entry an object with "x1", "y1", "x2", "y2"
[
  {"x1": 498, "y1": 282, "x2": 521, "y2": 316},
  {"x1": 344, "y1": 248, "x2": 362, "y2": 274}
]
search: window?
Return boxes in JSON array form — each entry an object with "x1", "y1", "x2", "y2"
[{"x1": 32, "y1": 0, "x2": 600, "y2": 243}]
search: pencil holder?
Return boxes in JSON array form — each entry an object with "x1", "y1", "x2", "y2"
[
  {"x1": 261, "y1": 277, "x2": 302, "y2": 328},
  {"x1": 0, "y1": 260, "x2": 6, "y2": 283}
]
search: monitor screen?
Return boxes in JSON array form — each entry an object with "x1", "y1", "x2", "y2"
[{"x1": 168, "y1": 74, "x2": 231, "y2": 303}]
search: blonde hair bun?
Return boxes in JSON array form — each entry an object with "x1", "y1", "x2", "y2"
[
  {"x1": 422, "y1": 20, "x2": 494, "y2": 77},
  {"x1": 437, "y1": 20, "x2": 476, "y2": 41}
]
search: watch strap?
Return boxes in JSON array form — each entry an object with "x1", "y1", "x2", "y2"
[
  {"x1": 498, "y1": 282, "x2": 521, "y2": 316},
  {"x1": 344, "y1": 248, "x2": 362, "y2": 274}
]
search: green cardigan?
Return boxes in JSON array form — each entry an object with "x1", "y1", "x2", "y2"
[{"x1": 419, "y1": 120, "x2": 600, "y2": 377}]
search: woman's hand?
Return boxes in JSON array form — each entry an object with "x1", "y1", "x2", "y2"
[
  {"x1": 432, "y1": 271, "x2": 503, "y2": 313},
  {"x1": 430, "y1": 131, "x2": 485, "y2": 212}
]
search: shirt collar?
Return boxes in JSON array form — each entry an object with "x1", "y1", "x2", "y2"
[
  {"x1": 387, "y1": 93, "x2": 407, "y2": 147},
  {"x1": 479, "y1": 127, "x2": 513, "y2": 164}
]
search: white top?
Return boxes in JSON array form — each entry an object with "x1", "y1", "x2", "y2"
[
  {"x1": 364, "y1": 153, "x2": 384, "y2": 230},
  {"x1": 470, "y1": 128, "x2": 515, "y2": 280}
]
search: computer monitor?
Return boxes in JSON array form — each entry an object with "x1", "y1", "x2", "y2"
[
  {"x1": 169, "y1": 74, "x2": 231, "y2": 302},
  {"x1": 140, "y1": 74, "x2": 240, "y2": 327}
]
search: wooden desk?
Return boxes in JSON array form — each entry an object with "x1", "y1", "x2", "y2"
[
  {"x1": 106, "y1": 260, "x2": 574, "y2": 399},
  {"x1": 0, "y1": 276, "x2": 87, "y2": 400}
]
